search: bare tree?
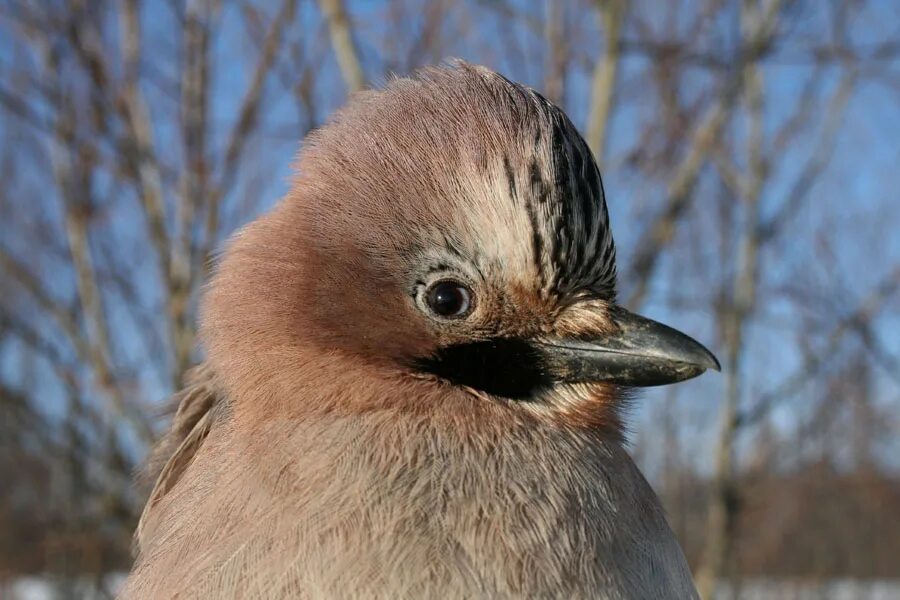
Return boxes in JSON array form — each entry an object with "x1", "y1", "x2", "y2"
[{"x1": 1, "y1": 0, "x2": 899, "y2": 594}]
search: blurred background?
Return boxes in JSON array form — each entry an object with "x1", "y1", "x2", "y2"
[{"x1": 1, "y1": 0, "x2": 899, "y2": 598}]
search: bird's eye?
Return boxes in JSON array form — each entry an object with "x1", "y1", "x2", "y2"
[{"x1": 425, "y1": 280, "x2": 473, "y2": 318}]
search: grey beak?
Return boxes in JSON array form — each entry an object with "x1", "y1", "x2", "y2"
[{"x1": 536, "y1": 306, "x2": 720, "y2": 387}]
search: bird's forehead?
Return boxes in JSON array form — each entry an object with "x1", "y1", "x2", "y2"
[
  {"x1": 416, "y1": 96, "x2": 617, "y2": 301},
  {"x1": 300, "y1": 63, "x2": 617, "y2": 299}
]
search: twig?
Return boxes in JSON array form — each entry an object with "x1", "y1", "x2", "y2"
[
  {"x1": 202, "y1": 0, "x2": 298, "y2": 279},
  {"x1": 318, "y1": 0, "x2": 366, "y2": 93},
  {"x1": 586, "y1": 0, "x2": 625, "y2": 166},
  {"x1": 738, "y1": 266, "x2": 900, "y2": 427}
]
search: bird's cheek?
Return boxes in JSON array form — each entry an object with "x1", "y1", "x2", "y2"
[
  {"x1": 301, "y1": 282, "x2": 434, "y2": 366},
  {"x1": 359, "y1": 311, "x2": 437, "y2": 365}
]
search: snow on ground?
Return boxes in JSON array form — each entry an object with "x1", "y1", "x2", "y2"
[
  {"x1": 3, "y1": 574, "x2": 125, "y2": 600},
  {"x1": 715, "y1": 580, "x2": 900, "y2": 599}
]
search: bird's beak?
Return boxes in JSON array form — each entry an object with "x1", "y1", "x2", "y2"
[{"x1": 536, "y1": 306, "x2": 720, "y2": 387}]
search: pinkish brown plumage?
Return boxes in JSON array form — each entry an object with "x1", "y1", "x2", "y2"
[{"x1": 122, "y1": 62, "x2": 717, "y2": 599}]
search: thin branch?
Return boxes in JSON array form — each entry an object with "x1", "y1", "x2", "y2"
[
  {"x1": 0, "y1": 247, "x2": 89, "y2": 360},
  {"x1": 220, "y1": 0, "x2": 297, "y2": 181},
  {"x1": 318, "y1": 0, "x2": 365, "y2": 93},
  {"x1": 201, "y1": 0, "x2": 298, "y2": 279},
  {"x1": 855, "y1": 320, "x2": 900, "y2": 386},
  {"x1": 757, "y1": 70, "x2": 858, "y2": 243},
  {"x1": 696, "y1": 6, "x2": 767, "y2": 592},
  {"x1": 738, "y1": 266, "x2": 900, "y2": 427},
  {"x1": 585, "y1": 0, "x2": 625, "y2": 166},
  {"x1": 542, "y1": 0, "x2": 566, "y2": 105},
  {"x1": 54, "y1": 147, "x2": 154, "y2": 445},
  {"x1": 770, "y1": 65, "x2": 825, "y2": 152},
  {"x1": 117, "y1": 0, "x2": 172, "y2": 294},
  {"x1": 0, "y1": 308, "x2": 85, "y2": 404},
  {"x1": 172, "y1": 0, "x2": 216, "y2": 385},
  {"x1": 33, "y1": 16, "x2": 156, "y2": 443}
]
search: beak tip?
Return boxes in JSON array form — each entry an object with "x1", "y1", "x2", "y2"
[{"x1": 699, "y1": 348, "x2": 722, "y2": 373}]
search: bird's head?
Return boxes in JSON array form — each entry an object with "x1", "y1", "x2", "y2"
[{"x1": 202, "y1": 62, "x2": 718, "y2": 430}]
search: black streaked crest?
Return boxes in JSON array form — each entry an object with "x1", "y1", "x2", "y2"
[
  {"x1": 542, "y1": 100, "x2": 617, "y2": 299},
  {"x1": 493, "y1": 75, "x2": 618, "y2": 301}
]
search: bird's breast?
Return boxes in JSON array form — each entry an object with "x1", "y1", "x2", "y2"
[{"x1": 130, "y1": 411, "x2": 698, "y2": 598}]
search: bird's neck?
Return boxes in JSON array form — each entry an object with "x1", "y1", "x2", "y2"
[{"x1": 225, "y1": 359, "x2": 637, "y2": 515}]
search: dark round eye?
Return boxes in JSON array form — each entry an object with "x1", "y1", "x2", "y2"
[{"x1": 425, "y1": 280, "x2": 473, "y2": 318}]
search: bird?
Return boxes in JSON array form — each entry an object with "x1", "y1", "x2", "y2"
[{"x1": 121, "y1": 61, "x2": 719, "y2": 599}]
